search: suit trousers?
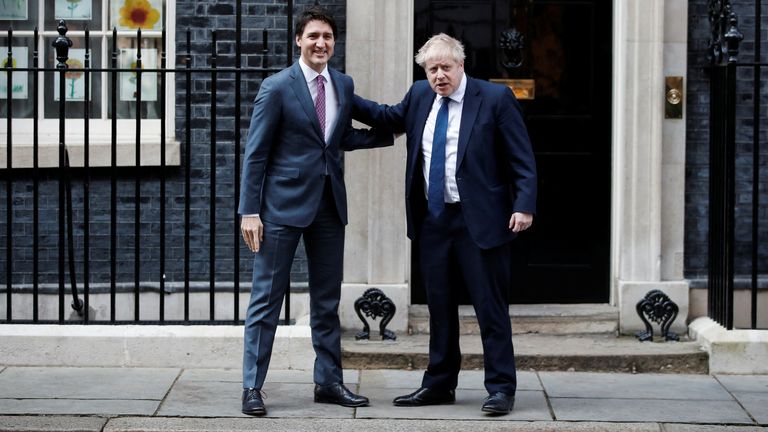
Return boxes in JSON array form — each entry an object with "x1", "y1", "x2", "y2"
[
  {"x1": 242, "y1": 179, "x2": 345, "y2": 389},
  {"x1": 419, "y1": 203, "x2": 517, "y2": 395}
]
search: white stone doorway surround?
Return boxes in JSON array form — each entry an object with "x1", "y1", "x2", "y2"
[{"x1": 342, "y1": 0, "x2": 689, "y2": 336}]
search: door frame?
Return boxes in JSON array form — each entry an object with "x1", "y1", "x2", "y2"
[{"x1": 343, "y1": 0, "x2": 690, "y2": 335}]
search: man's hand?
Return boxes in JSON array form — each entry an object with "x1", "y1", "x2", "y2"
[
  {"x1": 509, "y1": 212, "x2": 533, "y2": 233},
  {"x1": 241, "y1": 215, "x2": 264, "y2": 252}
]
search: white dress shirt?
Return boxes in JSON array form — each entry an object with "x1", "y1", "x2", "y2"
[
  {"x1": 421, "y1": 73, "x2": 466, "y2": 203},
  {"x1": 298, "y1": 58, "x2": 339, "y2": 143}
]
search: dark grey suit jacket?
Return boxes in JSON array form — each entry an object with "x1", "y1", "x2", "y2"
[{"x1": 239, "y1": 62, "x2": 392, "y2": 227}]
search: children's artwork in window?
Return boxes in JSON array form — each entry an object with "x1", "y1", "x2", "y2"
[
  {"x1": 53, "y1": 49, "x2": 90, "y2": 101},
  {"x1": 112, "y1": 0, "x2": 162, "y2": 30},
  {"x1": 119, "y1": 48, "x2": 157, "y2": 101},
  {"x1": 55, "y1": 0, "x2": 93, "y2": 20},
  {"x1": 0, "y1": 0, "x2": 28, "y2": 20},
  {"x1": 0, "y1": 47, "x2": 28, "y2": 99}
]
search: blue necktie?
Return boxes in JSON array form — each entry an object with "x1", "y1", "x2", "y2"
[{"x1": 428, "y1": 97, "x2": 450, "y2": 217}]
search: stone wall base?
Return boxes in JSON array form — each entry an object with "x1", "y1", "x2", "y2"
[{"x1": 689, "y1": 317, "x2": 768, "y2": 374}]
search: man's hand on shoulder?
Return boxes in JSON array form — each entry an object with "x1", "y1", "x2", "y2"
[
  {"x1": 509, "y1": 212, "x2": 533, "y2": 233},
  {"x1": 241, "y1": 215, "x2": 264, "y2": 252}
]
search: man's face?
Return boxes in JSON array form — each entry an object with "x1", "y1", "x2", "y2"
[
  {"x1": 296, "y1": 20, "x2": 335, "y2": 73},
  {"x1": 425, "y1": 57, "x2": 464, "y2": 96}
]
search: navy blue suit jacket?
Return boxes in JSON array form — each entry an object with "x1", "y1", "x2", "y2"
[
  {"x1": 354, "y1": 76, "x2": 537, "y2": 249},
  {"x1": 239, "y1": 62, "x2": 393, "y2": 227}
]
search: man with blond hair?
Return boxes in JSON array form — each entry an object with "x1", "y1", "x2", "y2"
[{"x1": 353, "y1": 33, "x2": 537, "y2": 415}]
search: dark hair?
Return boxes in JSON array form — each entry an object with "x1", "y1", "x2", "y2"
[{"x1": 294, "y1": 6, "x2": 338, "y2": 39}]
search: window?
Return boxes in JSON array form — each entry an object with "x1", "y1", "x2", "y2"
[{"x1": 0, "y1": 0, "x2": 179, "y2": 168}]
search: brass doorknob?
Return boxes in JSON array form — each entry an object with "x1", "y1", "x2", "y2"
[{"x1": 666, "y1": 88, "x2": 682, "y2": 105}]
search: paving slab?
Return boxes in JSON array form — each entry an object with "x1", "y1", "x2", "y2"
[
  {"x1": 717, "y1": 375, "x2": 768, "y2": 393},
  {"x1": 103, "y1": 418, "x2": 662, "y2": 432},
  {"x1": 550, "y1": 398, "x2": 754, "y2": 424},
  {"x1": 715, "y1": 375, "x2": 768, "y2": 424},
  {"x1": 355, "y1": 387, "x2": 551, "y2": 421},
  {"x1": 0, "y1": 367, "x2": 179, "y2": 400},
  {"x1": 731, "y1": 391, "x2": 768, "y2": 425},
  {"x1": 0, "y1": 416, "x2": 108, "y2": 432},
  {"x1": 358, "y1": 369, "x2": 542, "y2": 391},
  {"x1": 178, "y1": 368, "x2": 359, "y2": 385},
  {"x1": 662, "y1": 424, "x2": 766, "y2": 432},
  {"x1": 158, "y1": 381, "x2": 355, "y2": 418},
  {"x1": 0, "y1": 398, "x2": 160, "y2": 415},
  {"x1": 539, "y1": 372, "x2": 732, "y2": 400}
]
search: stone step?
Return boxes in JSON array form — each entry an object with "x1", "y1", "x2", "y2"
[
  {"x1": 408, "y1": 303, "x2": 620, "y2": 335},
  {"x1": 341, "y1": 333, "x2": 708, "y2": 374}
]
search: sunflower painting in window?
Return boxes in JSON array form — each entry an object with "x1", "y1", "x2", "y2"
[
  {"x1": 0, "y1": 47, "x2": 28, "y2": 99},
  {"x1": 113, "y1": 0, "x2": 161, "y2": 30}
]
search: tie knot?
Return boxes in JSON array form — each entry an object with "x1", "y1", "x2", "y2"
[{"x1": 316, "y1": 75, "x2": 324, "y2": 86}]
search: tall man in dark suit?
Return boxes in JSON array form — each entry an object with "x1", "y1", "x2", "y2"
[
  {"x1": 353, "y1": 33, "x2": 537, "y2": 415},
  {"x1": 238, "y1": 7, "x2": 392, "y2": 416}
]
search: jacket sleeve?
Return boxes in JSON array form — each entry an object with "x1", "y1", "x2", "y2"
[
  {"x1": 351, "y1": 87, "x2": 410, "y2": 134},
  {"x1": 339, "y1": 78, "x2": 395, "y2": 151},
  {"x1": 497, "y1": 86, "x2": 538, "y2": 214},
  {"x1": 238, "y1": 78, "x2": 281, "y2": 215}
]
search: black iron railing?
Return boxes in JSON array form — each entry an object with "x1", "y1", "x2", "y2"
[
  {"x1": 1, "y1": 0, "x2": 298, "y2": 325},
  {"x1": 707, "y1": 0, "x2": 765, "y2": 330}
]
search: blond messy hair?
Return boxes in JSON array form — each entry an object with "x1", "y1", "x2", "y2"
[{"x1": 414, "y1": 33, "x2": 466, "y2": 68}]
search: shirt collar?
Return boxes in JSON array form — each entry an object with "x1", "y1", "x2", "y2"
[{"x1": 299, "y1": 58, "x2": 331, "y2": 83}]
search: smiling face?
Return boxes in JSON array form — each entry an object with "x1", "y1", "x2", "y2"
[
  {"x1": 296, "y1": 19, "x2": 335, "y2": 73},
  {"x1": 424, "y1": 57, "x2": 464, "y2": 97}
]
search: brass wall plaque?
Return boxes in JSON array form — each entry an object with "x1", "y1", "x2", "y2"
[
  {"x1": 665, "y1": 76, "x2": 683, "y2": 119},
  {"x1": 490, "y1": 78, "x2": 535, "y2": 100}
]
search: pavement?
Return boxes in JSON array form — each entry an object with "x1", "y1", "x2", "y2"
[{"x1": 0, "y1": 366, "x2": 766, "y2": 431}]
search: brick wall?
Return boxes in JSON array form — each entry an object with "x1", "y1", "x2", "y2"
[
  {"x1": 685, "y1": 0, "x2": 768, "y2": 283},
  {"x1": 0, "y1": 0, "x2": 347, "y2": 289}
]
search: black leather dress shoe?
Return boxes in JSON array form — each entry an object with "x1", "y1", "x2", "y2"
[
  {"x1": 392, "y1": 387, "x2": 455, "y2": 406},
  {"x1": 314, "y1": 383, "x2": 369, "y2": 407},
  {"x1": 481, "y1": 392, "x2": 515, "y2": 415},
  {"x1": 241, "y1": 388, "x2": 266, "y2": 416}
]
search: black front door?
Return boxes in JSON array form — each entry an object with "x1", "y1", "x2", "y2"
[{"x1": 412, "y1": 0, "x2": 612, "y2": 304}]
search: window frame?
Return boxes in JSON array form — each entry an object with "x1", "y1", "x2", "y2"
[{"x1": 1, "y1": 0, "x2": 179, "y2": 168}]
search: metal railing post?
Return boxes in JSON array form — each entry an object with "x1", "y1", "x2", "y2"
[
  {"x1": 134, "y1": 28, "x2": 143, "y2": 321},
  {"x1": 5, "y1": 28, "x2": 12, "y2": 322}
]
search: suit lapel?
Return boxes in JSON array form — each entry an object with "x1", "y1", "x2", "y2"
[
  {"x1": 327, "y1": 68, "x2": 345, "y2": 146},
  {"x1": 457, "y1": 76, "x2": 480, "y2": 168},
  {"x1": 288, "y1": 62, "x2": 325, "y2": 144}
]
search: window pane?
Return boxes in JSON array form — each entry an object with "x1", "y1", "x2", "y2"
[
  {"x1": 107, "y1": 35, "x2": 163, "y2": 119},
  {"x1": 46, "y1": 0, "x2": 104, "y2": 32},
  {"x1": 0, "y1": 0, "x2": 39, "y2": 29},
  {"x1": 0, "y1": 37, "x2": 34, "y2": 118},
  {"x1": 43, "y1": 36, "x2": 102, "y2": 118},
  {"x1": 111, "y1": 0, "x2": 163, "y2": 31}
]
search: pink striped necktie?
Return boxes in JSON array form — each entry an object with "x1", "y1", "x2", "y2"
[{"x1": 315, "y1": 75, "x2": 326, "y2": 139}]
